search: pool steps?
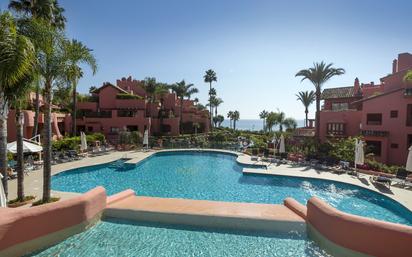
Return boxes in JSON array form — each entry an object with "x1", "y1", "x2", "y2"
[{"x1": 105, "y1": 192, "x2": 306, "y2": 234}]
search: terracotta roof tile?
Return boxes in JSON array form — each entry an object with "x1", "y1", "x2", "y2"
[{"x1": 321, "y1": 86, "x2": 357, "y2": 99}]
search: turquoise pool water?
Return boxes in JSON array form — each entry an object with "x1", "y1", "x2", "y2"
[
  {"x1": 28, "y1": 218, "x2": 331, "y2": 257},
  {"x1": 52, "y1": 151, "x2": 412, "y2": 225}
]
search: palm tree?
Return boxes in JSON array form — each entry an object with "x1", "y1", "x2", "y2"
[
  {"x1": 296, "y1": 91, "x2": 315, "y2": 127},
  {"x1": 210, "y1": 97, "x2": 223, "y2": 118},
  {"x1": 232, "y1": 111, "x2": 240, "y2": 130},
  {"x1": 63, "y1": 39, "x2": 97, "y2": 136},
  {"x1": 227, "y1": 111, "x2": 234, "y2": 129},
  {"x1": 283, "y1": 117, "x2": 298, "y2": 131},
  {"x1": 9, "y1": 0, "x2": 66, "y2": 137},
  {"x1": 216, "y1": 115, "x2": 224, "y2": 127},
  {"x1": 9, "y1": 0, "x2": 66, "y2": 29},
  {"x1": 296, "y1": 62, "x2": 345, "y2": 142},
  {"x1": 0, "y1": 12, "x2": 35, "y2": 196},
  {"x1": 265, "y1": 112, "x2": 277, "y2": 132},
  {"x1": 22, "y1": 18, "x2": 67, "y2": 203},
  {"x1": 171, "y1": 80, "x2": 198, "y2": 134},
  {"x1": 203, "y1": 69, "x2": 217, "y2": 127},
  {"x1": 259, "y1": 110, "x2": 269, "y2": 132}
]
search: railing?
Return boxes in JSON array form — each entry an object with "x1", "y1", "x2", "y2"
[{"x1": 77, "y1": 110, "x2": 112, "y2": 118}]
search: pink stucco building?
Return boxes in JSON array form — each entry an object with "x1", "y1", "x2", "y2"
[
  {"x1": 7, "y1": 76, "x2": 210, "y2": 144},
  {"x1": 67, "y1": 76, "x2": 210, "y2": 143},
  {"x1": 319, "y1": 53, "x2": 412, "y2": 165}
]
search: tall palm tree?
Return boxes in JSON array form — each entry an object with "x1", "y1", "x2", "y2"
[
  {"x1": 63, "y1": 39, "x2": 97, "y2": 136},
  {"x1": 216, "y1": 115, "x2": 224, "y2": 127},
  {"x1": 259, "y1": 110, "x2": 269, "y2": 132},
  {"x1": 171, "y1": 80, "x2": 198, "y2": 134},
  {"x1": 203, "y1": 69, "x2": 217, "y2": 127},
  {"x1": 296, "y1": 91, "x2": 315, "y2": 127},
  {"x1": 265, "y1": 112, "x2": 277, "y2": 132},
  {"x1": 9, "y1": 0, "x2": 66, "y2": 29},
  {"x1": 210, "y1": 97, "x2": 223, "y2": 118},
  {"x1": 9, "y1": 0, "x2": 66, "y2": 138},
  {"x1": 295, "y1": 62, "x2": 345, "y2": 142},
  {"x1": 0, "y1": 12, "x2": 35, "y2": 196},
  {"x1": 232, "y1": 111, "x2": 240, "y2": 130},
  {"x1": 22, "y1": 18, "x2": 66, "y2": 202},
  {"x1": 227, "y1": 111, "x2": 233, "y2": 129}
]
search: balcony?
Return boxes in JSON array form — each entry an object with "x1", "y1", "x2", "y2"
[
  {"x1": 294, "y1": 128, "x2": 315, "y2": 137},
  {"x1": 77, "y1": 110, "x2": 112, "y2": 118},
  {"x1": 361, "y1": 130, "x2": 389, "y2": 137}
]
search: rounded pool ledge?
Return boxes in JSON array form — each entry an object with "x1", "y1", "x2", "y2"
[{"x1": 50, "y1": 148, "x2": 412, "y2": 213}]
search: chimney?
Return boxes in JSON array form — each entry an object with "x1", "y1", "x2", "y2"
[
  {"x1": 354, "y1": 77, "x2": 360, "y2": 93},
  {"x1": 370, "y1": 82, "x2": 374, "y2": 86},
  {"x1": 392, "y1": 59, "x2": 398, "y2": 73}
]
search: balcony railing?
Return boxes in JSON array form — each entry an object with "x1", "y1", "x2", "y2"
[
  {"x1": 361, "y1": 130, "x2": 389, "y2": 137},
  {"x1": 77, "y1": 110, "x2": 112, "y2": 118}
]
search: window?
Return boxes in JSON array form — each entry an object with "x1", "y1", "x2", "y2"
[
  {"x1": 407, "y1": 105, "x2": 412, "y2": 126},
  {"x1": 110, "y1": 127, "x2": 119, "y2": 133},
  {"x1": 327, "y1": 123, "x2": 345, "y2": 136},
  {"x1": 366, "y1": 113, "x2": 382, "y2": 125},
  {"x1": 390, "y1": 110, "x2": 398, "y2": 118},
  {"x1": 126, "y1": 125, "x2": 138, "y2": 132},
  {"x1": 117, "y1": 110, "x2": 136, "y2": 117},
  {"x1": 390, "y1": 143, "x2": 398, "y2": 149},
  {"x1": 331, "y1": 102, "x2": 349, "y2": 111},
  {"x1": 366, "y1": 141, "x2": 382, "y2": 156}
]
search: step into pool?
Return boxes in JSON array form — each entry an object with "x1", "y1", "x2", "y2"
[{"x1": 27, "y1": 218, "x2": 331, "y2": 257}]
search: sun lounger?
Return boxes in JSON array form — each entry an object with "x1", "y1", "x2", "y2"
[
  {"x1": 369, "y1": 175, "x2": 391, "y2": 189},
  {"x1": 392, "y1": 168, "x2": 412, "y2": 187}
]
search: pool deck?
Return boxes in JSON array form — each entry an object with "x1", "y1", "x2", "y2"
[
  {"x1": 104, "y1": 195, "x2": 305, "y2": 233},
  {"x1": 6, "y1": 149, "x2": 412, "y2": 213}
]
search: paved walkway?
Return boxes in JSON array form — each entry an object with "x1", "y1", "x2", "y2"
[{"x1": 6, "y1": 149, "x2": 412, "y2": 212}]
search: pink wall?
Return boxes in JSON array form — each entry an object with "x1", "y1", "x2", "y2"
[
  {"x1": 0, "y1": 187, "x2": 107, "y2": 256},
  {"x1": 361, "y1": 89, "x2": 412, "y2": 165},
  {"x1": 306, "y1": 197, "x2": 412, "y2": 257},
  {"x1": 319, "y1": 110, "x2": 362, "y2": 142}
]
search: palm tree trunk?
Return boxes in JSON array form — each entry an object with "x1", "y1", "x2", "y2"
[
  {"x1": 234, "y1": 120, "x2": 236, "y2": 130},
  {"x1": 263, "y1": 119, "x2": 265, "y2": 132},
  {"x1": 16, "y1": 108, "x2": 24, "y2": 201},
  {"x1": 0, "y1": 91, "x2": 8, "y2": 197},
  {"x1": 305, "y1": 109, "x2": 308, "y2": 127},
  {"x1": 315, "y1": 89, "x2": 321, "y2": 144},
  {"x1": 71, "y1": 82, "x2": 77, "y2": 136},
  {"x1": 32, "y1": 84, "x2": 40, "y2": 137},
  {"x1": 180, "y1": 96, "x2": 183, "y2": 134},
  {"x1": 209, "y1": 82, "x2": 212, "y2": 129},
  {"x1": 42, "y1": 80, "x2": 52, "y2": 202}
]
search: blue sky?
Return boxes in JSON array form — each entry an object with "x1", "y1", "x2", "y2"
[{"x1": 1, "y1": 0, "x2": 412, "y2": 119}]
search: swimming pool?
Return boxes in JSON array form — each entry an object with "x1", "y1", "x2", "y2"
[
  {"x1": 52, "y1": 151, "x2": 412, "y2": 225},
  {"x1": 28, "y1": 218, "x2": 331, "y2": 257}
]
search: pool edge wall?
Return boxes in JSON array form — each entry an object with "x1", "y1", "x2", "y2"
[
  {"x1": 0, "y1": 187, "x2": 107, "y2": 257},
  {"x1": 306, "y1": 196, "x2": 412, "y2": 257}
]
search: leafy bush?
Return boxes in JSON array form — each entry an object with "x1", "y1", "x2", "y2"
[
  {"x1": 52, "y1": 133, "x2": 105, "y2": 151},
  {"x1": 116, "y1": 93, "x2": 142, "y2": 100}
]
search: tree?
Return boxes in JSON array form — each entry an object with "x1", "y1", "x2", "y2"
[
  {"x1": 265, "y1": 112, "x2": 277, "y2": 132},
  {"x1": 9, "y1": 0, "x2": 67, "y2": 29},
  {"x1": 142, "y1": 77, "x2": 158, "y2": 103},
  {"x1": 227, "y1": 111, "x2": 234, "y2": 129},
  {"x1": 171, "y1": 80, "x2": 198, "y2": 134},
  {"x1": 296, "y1": 62, "x2": 345, "y2": 143},
  {"x1": 210, "y1": 96, "x2": 223, "y2": 118},
  {"x1": 0, "y1": 11, "x2": 35, "y2": 196},
  {"x1": 296, "y1": 91, "x2": 315, "y2": 127},
  {"x1": 89, "y1": 86, "x2": 97, "y2": 93},
  {"x1": 216, "y1": 115, "x2": 224, "y2": 127},
  {"x1": 203, "y1": 69, "x2": 217, "y2": 127},
  {"x1": 63, "y1": 39, "x2": 97, "y2": 136},
  {"x1": 22, "y1": 18, "x2": 67, "y2": 203},
  {"x1": 404, "y1": 70, "x2": 412, "y2": 83},
  {"x1": 9, "y1": 0, "x2": 66, "y2": 137},
  {"x1": 283, "y1": 117, "x2": 298, "y2": 131},
  {"x1": 259, "y1": 110, "x2": 269, "y2": 132},
  {"x1": 232, "y1": 111, "x2": 240, "y2": 130}
]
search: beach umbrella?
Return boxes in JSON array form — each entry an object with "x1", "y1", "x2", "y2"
[
  {"x1": 143, "y1": 129, "x2": 149, "y2": 149},
  {"x1": 7, "y1": 139, "x2": 42, "y2": 154},
  {"x1": 0, "y1": 174, "x2": 6, "y2": 207},
  {"x1": 406, "y1": 146, "x2": 412, "y2": 172},
  {"x1": 80, "y1": 132, "x2": 88, "y2": 151},
  {"x1": 279, "y1": 134, "x2": 286, "y2": 153}
]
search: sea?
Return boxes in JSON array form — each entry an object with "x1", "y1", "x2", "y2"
[{"x1": 220, "y1": 119, "x2": 305, "y2": 131}]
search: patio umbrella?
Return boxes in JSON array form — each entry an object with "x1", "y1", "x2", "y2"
[
  {"x1": 0, "y1": 174, "x2": 6, "y2": 207},
  {"x1": 80, "y1": 132, "x2": 88, "y2": 151},
  {"x1": 406, "y1": 146, "x2": 412, "y2": 172},
  {"x1": 7, "y1": 139, "x2": 42, "y2": 154},
  {"x1": 279, "y1": 134, "x2": 285, "y2": 153},
  {"x1": 143, "y1": 129, "x2": 149, "y2": 149},
  {"x1": 355, "y1": 139, "x2": 365, "y2": 166}
]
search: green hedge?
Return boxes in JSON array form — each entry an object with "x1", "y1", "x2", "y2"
[
  {"x1": 116, "y1": 93, "x2": 143, "y2": 100},
  {"x1": 52, "y1": 133, "x2": 105, "y2": 151}
]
